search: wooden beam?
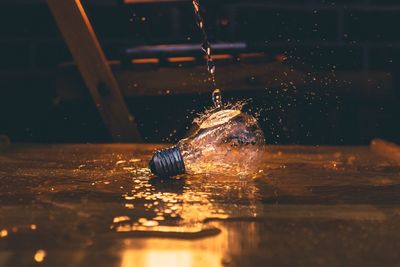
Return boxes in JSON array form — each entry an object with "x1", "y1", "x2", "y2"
[
  {"x1": 123, "y1": 0, "x2": 187, "y2": 3},
  {"x1": 371, "y1": 139, "x2": 400, "y2": 164},
  {"x1": 47, "y1": 0, "x2": 141, "y2": 142},
  {"x1": 55, "y1": 62, "x2": 394, "y2": 100},
  {"x1": 116, "y1": 62, "x2": 306, "y2": 96}
]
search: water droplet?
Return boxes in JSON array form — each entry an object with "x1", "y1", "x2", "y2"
[
  {"x1": 113, "y1": 216, "x2": 130, "y2": 223},
  {"x1": 125, "y1": 203, "x2": 135, "y2": 209},
  {"x1": 34, "y1": 250, "x2": 46, "y2": 263},
  {"x1": 142, "y1": 220, "x2": 159, "y2": 227},
  {"x1": 212, "y1": 89, "x2": 222, "y2": 109},
  {"x1": 153, "y1": 216, "x2": 165, "y2": 221}
]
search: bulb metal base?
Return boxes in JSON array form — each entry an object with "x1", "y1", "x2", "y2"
[{"x1": 149, "y1": 146, "x2": 185, "y2": 178}]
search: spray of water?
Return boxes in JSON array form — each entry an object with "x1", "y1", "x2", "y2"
[{"x1": 193, "y1": 99, "x2": 249, "y2": 126}]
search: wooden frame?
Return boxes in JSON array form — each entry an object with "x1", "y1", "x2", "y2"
[{"x1": 47, "y1": 0, "x2": 141, "y2": 142}]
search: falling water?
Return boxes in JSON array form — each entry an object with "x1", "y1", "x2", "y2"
[
  {"x1": 192, "y1": 0, "x2": 222, "y2": 109},
  {"x1": 212, "y1": 88, "x2": 222, "y2": 109}
]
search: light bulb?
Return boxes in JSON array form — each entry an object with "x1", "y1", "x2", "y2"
[{"x1": 149, "y1": 109, "x2": 265, "y2": 178}]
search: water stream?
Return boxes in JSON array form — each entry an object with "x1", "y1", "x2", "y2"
[{"x1": 192, "y1": 0, "x2": 222, "y2": 109}]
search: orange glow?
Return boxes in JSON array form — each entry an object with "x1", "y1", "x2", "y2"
[
  {"x1": 239, "y1": 52, "x2": 266, "y2": 59},
  {"x1": 131, "y1": 58, "x2": 160, "y2": 64},
  {"x1": 34, "y1": 250, "x2": 47, "y2": 263},
  {"x1": 125, "y1": 203, "x2": 135, "y2": 209},
  {"x1": 0, "y1": 229, "x2": 8, "y2": 238},
  {"x1": 115, "y1": 224, "x2": 205, "y2": 234},
  {"x1": 210, "y1": 54, "x2": 232, "y2": 60},
  {"x1": 121, "y1": 250, "x2": 193, "y2": 267},
  {"x1": 167, "y1": 57, "x2": 196, "y2": 63},
  {"x1": 124, "y1": 0, "x2": 186, "y2": 3},
  {"x1": 113, "y1": 216, "x2": 131, "y2": 223},
  {"x1": 275, "y1": 54, "x2": 288, "y2": 62},
  {"x1": 120, "y1": 248, "x2": 221, "y2": 267},
  {"x1": 118, "y1": 222, "x2": 260, "y2": 267}
]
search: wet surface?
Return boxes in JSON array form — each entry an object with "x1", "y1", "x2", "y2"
[{"x1": 1, "y1": 144, "x2": 400, "y2": 266}]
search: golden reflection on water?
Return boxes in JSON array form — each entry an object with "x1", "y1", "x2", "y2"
[
  {"x1": 109, "y1": 159, "x2": 261, "y2": 267},
  {"x1": 110, "y1": 166, "x2": 259, "y2": 234},
  {"x1": 119, "y1": 221, "x2": 260, "y2": 267},
  {"x1": 121, "y1": 248, "x2": 220, "y2": 267}
]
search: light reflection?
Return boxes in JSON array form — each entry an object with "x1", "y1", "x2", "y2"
[
  {"x1": 113, "y1": 216, "x2": 131, "y2": 223},
  {"x1": 125, "y1": 203, "x2": 135, "y2": 209},
  {"x1": 118, "y1": 221, "x2": 260, "y2": 267},
  {"x1": 121, "y1": 249, "x2": 219, "y2": 267},
  {"x1": 34, "y1": 250, "x2": 46, "y2": 263},
  {"x1": 0, "y1": 229, "x2": 8, "y2": 238},
  {"x1": 108, "y1": 155, "x2": 261, "y2": 253},
  {"x1": 111, "y1": 168, "x2": 260, "y2": 235},
  {"x1": 115, "y1": 225, "x2": 204, "y2": 234}
]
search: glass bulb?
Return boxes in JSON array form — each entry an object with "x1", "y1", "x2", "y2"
[{"x1": 149, "y1": 109, "x2": 265, "y2": 178}]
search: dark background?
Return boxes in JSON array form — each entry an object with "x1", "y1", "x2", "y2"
[{"x1": 0, "y1": 0, "x2": 399, "y2": 145}]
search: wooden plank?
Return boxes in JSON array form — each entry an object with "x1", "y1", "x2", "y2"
[
  {"x1": 371, "y1": 138, "x2": 400, "y2": 163},
  {"x1": 47, "y1": 0, "x2": 141, "y2": 142},
  {"x1": 56, "y1": 61, "x2": 306, "y2": 98},
  {"x1": 55, "y1": 61, "x2": 394, "y2": 99},
  {"x1": 123, "y1": 0, "x2": 187, "y2": 3},
  {"x1": 115, "y1": 62, "x2": 303, "y2": 96}
]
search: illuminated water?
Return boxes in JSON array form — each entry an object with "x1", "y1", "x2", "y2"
[
  {"x1": 212, "y1": 88, "x2": 222, "y2": 109},
  {"x1": 110, "y1": 163, "x2": 260, "y2": 236},
  {"x1": 1, "y1": 144, "x2": 400, "y2": 266}
]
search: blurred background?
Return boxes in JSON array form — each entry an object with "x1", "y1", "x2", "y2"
[{"x1": 0, "y1": 0, "x2": 399, "y2": 145}]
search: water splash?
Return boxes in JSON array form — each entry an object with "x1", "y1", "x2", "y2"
[{"x1": 193, "y1": 99, "x2": 249, "y2": 126}]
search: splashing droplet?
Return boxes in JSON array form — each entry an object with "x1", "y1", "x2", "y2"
[{"x1": 212, "y1": 88, "x2": 222, "y2": 109}]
